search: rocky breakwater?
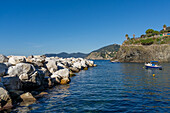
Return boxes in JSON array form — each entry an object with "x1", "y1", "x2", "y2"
[
  {"x1": 0, "y1": 54, "x2": 96, "y2": 111},
  {"x1": 113, "y1": 44, "x2": 170, "y2": 62}
]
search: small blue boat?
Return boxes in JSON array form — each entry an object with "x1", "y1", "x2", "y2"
[{"x1": 145, "y1": 61, "x2": 162, "y2": 70}]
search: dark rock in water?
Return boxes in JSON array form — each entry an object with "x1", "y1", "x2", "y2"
[
  {"x1": 0, "y1": 54, "x2": 8, "y2": 63},
  {"x1": 69, "y1": 73, "x2": 76, "y2": 77},
  {"x1": 83, "y1": 67, "x2": 88, "y2": 70},
  {"x1": 60, "y1": 77, "x2": 71, "y2": 85},
  {"x1": 20, "y1": 92, "x2": 36, "y2": 106}
]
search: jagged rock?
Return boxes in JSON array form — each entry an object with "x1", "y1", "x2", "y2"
[
  {"x1": 45, "y1": 60, "x2": 58, "y2": 73},
  {"x1": 7, "y1": 63, "x2": 44, "y2": 90},
  {"x1": 8, "y1": 56, "x2": 26, "y2": 65},
  {"x1": 20, "y1": 71, "x2": 44, "y2": 90},
  {"x1": 0, "y1": 63, "x2": 8, "y2": 77},
  {"x1": 7, "y1": 63, "x2": 35, "y2": 77},
  {"x1": 0, "y1": 55, "x2": 8, "y2": 63},
  {"x1": 0, "y1": 84, "x2": 12, "y2": 110}
]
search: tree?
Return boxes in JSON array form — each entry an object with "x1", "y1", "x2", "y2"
[
  {"x1": 163, "y1": 24, "x2": 167, "y2": 30},
  {"x1": 153, "y1": 30, "x2": 159, "y2": 35},
  {"x1": 125, "y1": 34, "x2": 128, "y2": 40},
  {"x1": 145, "y1": 29, "x2": 154, "y2": 34}
]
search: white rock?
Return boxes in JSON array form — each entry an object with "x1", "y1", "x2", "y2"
[
  {"x1": 7, "y1": 63, "x2": 35, "y2": 76},
  {"x1": 8, "y1": 56, "x2": 26, "y2": 65},
  {"x1": 72, "y1": 62, "x2": 82, "y2": 69},
  {"x1": 45, "y1": 60, "x2": 58, "y2": 73},
  {"x1": 53, "y1": 68, "x2": 69, "y2": 78}
]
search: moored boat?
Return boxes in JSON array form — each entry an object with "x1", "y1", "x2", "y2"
[{"x1": 145, "y1": 61, "x2": 162, "y2": 70}]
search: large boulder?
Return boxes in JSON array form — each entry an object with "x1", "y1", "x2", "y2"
[
  {"x1": 0, "y1": 63, "x2": 8, "y2": 77},
  {"x1": 53, "y1": 68, "x2": 70, "y2": 78},
  {"x1": 0, "y1": 55, "x2": 8, "y2": 63},
  {"x1": 19, "y1": 71, "x2": 44, "y2": 90},
  {"x1": 8, "y1": 56, "x2": 26, "y2": 65},
  {"x1": 7, "y1": 63, "x2": 44, "y2": 90},
  {"x1": 7, "y1": 63, "x2": 35, "y2": 77},
  {"x1": 80, "y1": 60, "x2": 88, "y2": 68},
  {"x1": 1, "y1": 76, "x2": 21, "y2": 91},
  {"x1": 0, "y1": 84, "x2": 12, "y2": 110},
  {"x1": 45, "y1": 60, "x2": 58, "y2": 74}
]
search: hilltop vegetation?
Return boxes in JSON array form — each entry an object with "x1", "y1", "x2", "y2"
[
  {"x1": 86, "y1": 44, "x2": 120, "y2": 60},
  {"x1": 124, "y1": 25, "x2": 170, "y2": 45},
  {"x1": 124, "y1": 36, "x2": 170, "y2": 45}
]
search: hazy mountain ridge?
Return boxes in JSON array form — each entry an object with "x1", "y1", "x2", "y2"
[{"x1": 45, "y1": 52, "x2": 88, "y2": 58}]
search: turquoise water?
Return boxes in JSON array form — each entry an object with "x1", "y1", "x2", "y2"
[{"x1": 12, "y1": 60, "x2": 170, "y2": 112}]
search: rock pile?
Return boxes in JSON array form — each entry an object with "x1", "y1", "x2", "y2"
[{"x1": 0, "y1": 55, "x2": 96, "y2": 111}]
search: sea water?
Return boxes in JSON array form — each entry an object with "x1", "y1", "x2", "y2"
[{"x1": 12, "y1": 60, "x2": 170, "y2": 112}]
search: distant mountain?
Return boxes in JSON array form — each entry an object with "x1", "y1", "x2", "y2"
[
  {"x1": 86, "y1": 44, "x2": 120, "y2": 60},
  {"x1": 44, "y1": 52, "x2": 88, "y2": 58}
]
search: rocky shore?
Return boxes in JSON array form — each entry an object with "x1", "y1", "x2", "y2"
[{"x1": 0, "y1": 54, "x2": 96, "y2": 111}]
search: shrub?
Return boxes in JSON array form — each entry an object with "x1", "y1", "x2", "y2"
[{"x1": 141, "y1": 38, "x2": 154, "y2": 45}]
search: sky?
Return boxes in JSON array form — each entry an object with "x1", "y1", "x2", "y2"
[{"x1": 0, "y1": 0, "x2": 170, "y2": 56}]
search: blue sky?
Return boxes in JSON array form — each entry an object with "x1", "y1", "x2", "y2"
[{"x1": 0, "y1": 0, "x2": 170, "y2": 56}]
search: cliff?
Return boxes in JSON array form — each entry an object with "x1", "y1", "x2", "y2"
[
  {"x1": 113, "y1": 44, "x2": 170, "y2": 62},
  {"x1": 86, "y1": 44, "x2": 120, "y2": 60}
]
